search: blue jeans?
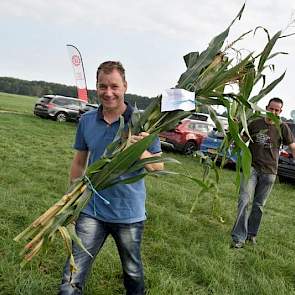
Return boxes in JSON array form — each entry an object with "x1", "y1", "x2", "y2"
[
  {"x1": 59, "y1": 213, "x2": 145, "y2": 295},
  {"x1": 231, "y1": 167, "x2": 276, "y2": 243}
]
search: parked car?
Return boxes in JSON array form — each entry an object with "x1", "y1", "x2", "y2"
[
  {"x1": 188, "y1": 113, "x2": 228, "y2": 130},
  {"x1": 78, "y1": 103, "x2": 99, "y2": 120},
  {"x1": 278, "y1": 147, "x2": 295, "y2": 183},
  {"x1": 159, "y1": 119, "x2": 213, "y2": 154},
  {"x1": 277, "y1": 122, "x2": 295, "y2": 183},
  {"x1": 200, "y1": 129, "x2": 237, "y2": 165},
  {"x1": 33, "y1": 95, "x2": 88, "y2": 122},
  {"x1": 188, "y1": 112, "x2": 213, "y2": 123}
]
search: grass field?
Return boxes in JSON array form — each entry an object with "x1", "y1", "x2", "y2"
[{"x1": 1, "y1": 92, "x2": 295, "y2": 295}]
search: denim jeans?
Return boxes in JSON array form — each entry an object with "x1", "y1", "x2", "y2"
[
  {"x1": 231, "y1": 167, "x2": 276, "y2": 243},
  {"x1": 59, "y1": 213, "x2": 145, "y2": 295}
]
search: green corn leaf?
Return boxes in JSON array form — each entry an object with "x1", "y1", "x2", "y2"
[
  {"x1": 267, "y1": 51, "x2": 288, "y2": 60},
  {"x1": 132, "y1": 96, "x2": 162, "y2": 134},
  {"x1": 149, "y1": 111, "x2": 191, "y2": 134},
  {"x1": 228, "y1": 116, "x2": 252, "y2": 179},
  {"x1": 148, "y1": 170, "x2": 180, "y2": 177},
  {"x1": 177, "y1": 4, "x2": 245, "y2": 88},
  {"x1": 240, "y1": 105, "x2": 251, "y2": 141},
  {"x1": 181, "y1": 174, "x2": 209, "y2": 190},
  {"x1": 71, "y1": 189, "x2": 93, "y2": 222},
  {"x1": 105, "y1": 173, "x2": 148, "y2": 188},
  {"x1": 207, "y1": 105, "x2": 225, "y2": 133},
  {"x1": 106, "y1": 168, "x2": 182, "y2": 188},
  {"x1": 58, "y1": 226, "x2": 78, "y2": 273},
  {"x1": 195, "y1": 64, "x2": 230, "y2": 94},
  {"x1": 90, "y1": 134, "x2": 157, "y2": 189},
  {"x1": 86, "y1": 158, "x2": 112, "y2": 175},
  {"x1": 195, "y1": 96, "x2": 226, "y2": 106},
  {"x1": 183, "y1": 52, "x2": 200, "y2": 68},
  {"x1": 46, "y1": 208, "x2": 75, "y2": 237},
  {"x1": 200, "y1": 53, "x2": 253, "y2": 95},
  {"x1": 239, "y1": 61, "x2": 255, "y2": 100},
  {"x1": 125, "y1": 156, "x2": 180, "y2": 175},
  {"x1": 190, "y1": 186, "x2": 209, "y2": 214},
  {"x1": 257, "y1": 31, "x2": 281, "y2": 75},
  {"x1": 250, "y1": 71, "x2": 285, "y2": 104},
  {"x1": 58, "y1": 226, "x2": 72, "y2": 255},
  {"x1": 213, "y1": 164, "x2": 220, "y2": 185},
  {"x1": 66, "y1": 223, "x2": 93, "y2": 258},
  {"x1": 235, "y1": 154, "x2": 242, "y2": 193}
]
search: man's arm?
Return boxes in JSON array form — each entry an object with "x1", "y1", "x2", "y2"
[
  {"x1": 288, "y1": 142, "x2": 295, "y2": 160},
  {"x1": 69, "y1": 150, "x2": 89, "y2": 183},
  {"x1": 140, "y1": 150, "x2": 164, "y2": 172}
]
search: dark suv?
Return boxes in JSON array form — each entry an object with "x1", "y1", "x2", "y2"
[
  {"x1": 34, "y1": 95, "x2": 87, "y2": 122},
  {"x1": 277, "y1": 122, "x2": 295, "y2": 183},
  {"x1": 78, "y1": 103, "x2": 99, "y2": 120}
]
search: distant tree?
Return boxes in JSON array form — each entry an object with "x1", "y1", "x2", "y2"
[{"x1": 0, "y1": 77, "x2": 152, "y2": 108}]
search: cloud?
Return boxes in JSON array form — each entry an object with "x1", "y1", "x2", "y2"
[{"x1": 1, "y1": 0, "x2": 295, "y2": 116}]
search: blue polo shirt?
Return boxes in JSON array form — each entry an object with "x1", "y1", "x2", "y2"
[{"x1": 74, "y1": 103, "x2": 161, "y2": 223}]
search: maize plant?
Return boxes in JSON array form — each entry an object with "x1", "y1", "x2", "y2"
[{"x1": 14, "y1": 4, "x2": 293, "y2": 270}]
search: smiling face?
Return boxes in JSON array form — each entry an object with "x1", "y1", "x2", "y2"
[{"x1": 96, "y1": 69, "x2": 127, "y2": 113}]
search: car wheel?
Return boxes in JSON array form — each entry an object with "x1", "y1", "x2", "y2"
[
  {"x1": 183, "y1": 141, "x2": 198, "y2": 155},
  {"x1": 278, "y1": 175, "x2": 288, "y2": 183},
  {"x1": 55, "y1": 112, "x2": 68, "y2": 122}
]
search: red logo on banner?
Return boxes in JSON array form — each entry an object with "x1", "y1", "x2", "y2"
[{"x1": 72, "y1": 55, "x2": 81, "y2": 67}]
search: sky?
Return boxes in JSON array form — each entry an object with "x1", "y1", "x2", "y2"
[{"x1": 0, "y1": 0, "x2": 295, "y2": 118}]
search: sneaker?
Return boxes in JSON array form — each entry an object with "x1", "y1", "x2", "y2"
[
  {"x1": 246, "y1": 235, "x2": 257, "y2": 245},
  {"x1": 231, "y1": 240, "x2": 244, "y2": 249}
]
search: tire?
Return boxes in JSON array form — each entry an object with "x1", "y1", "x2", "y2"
[
  {"x1": 55, "y1": 112, "x2": 68, "y2": 122},
  {"x1": 278, "y1": 175, "x2": 288, "y2": 183},
  {"x1": 183, "y1": 141, "x2": 198, "y2": 155}
]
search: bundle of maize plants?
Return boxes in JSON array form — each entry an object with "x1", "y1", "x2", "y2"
[{"x1": 14, "y1": 4, "x2": 292, "y2": 269}]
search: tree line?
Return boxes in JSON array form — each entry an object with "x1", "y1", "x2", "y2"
[{"x1": 0, "y1": 77, "x2": 152, "y2": 109}]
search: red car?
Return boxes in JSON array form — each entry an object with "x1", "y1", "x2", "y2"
[{"x1": 159, "y1": 119, "x2": 213, "y2": 154}]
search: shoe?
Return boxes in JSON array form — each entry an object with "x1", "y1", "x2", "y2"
[
  {"x1": 246, "y1": 235, "x2": 257, "y2": 245},
  {"x1": 231, "y1": 240, "x2": 244, "y2": 249}
]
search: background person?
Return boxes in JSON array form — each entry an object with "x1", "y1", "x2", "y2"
[
  {"x1": 59, "y1": 61, "x2": 163, "y2": 294},
  {"x1": 231, "y1": 97, "x2": 295, "y2": 248}
]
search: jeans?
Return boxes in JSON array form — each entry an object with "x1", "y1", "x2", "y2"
[
  {"x1": 59, "y1": 213, "x2": 145, "y2": 295},
  {"x1": 231, "y1": 167, "x2": 276, "y2": 243}
]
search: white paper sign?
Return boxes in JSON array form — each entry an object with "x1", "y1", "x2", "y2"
[{"x1": 161, "y1": 88, "x2": 195, "y2": 112}]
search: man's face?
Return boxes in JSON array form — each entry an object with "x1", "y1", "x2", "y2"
[
  {"x1": 266, "y1": 101, "x2": 282, "y2": 116},
  {"x1": 97, "y1": 69, "x2": 127, "y2": 111}
]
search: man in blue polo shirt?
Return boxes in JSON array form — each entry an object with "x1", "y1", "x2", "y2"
[{"x1": 59, "y1": 61, "x2": 163, "y2": 295}]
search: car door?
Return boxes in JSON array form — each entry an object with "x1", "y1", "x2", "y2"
[{"x1": 65, "y1": 99, "x2": 81, "y2": 120}]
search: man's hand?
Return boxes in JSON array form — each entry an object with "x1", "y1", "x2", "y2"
[
  {"x1": 129, "y1": 132, "x2": 150, "y2": 144},
  {"x1": 69, "y1": 150, "x2": 89, "y2": 184},
  {"x1": 130, "y1": 132, "x2": 164, "y2": 171}
]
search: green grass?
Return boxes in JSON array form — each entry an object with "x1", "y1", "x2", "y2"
[
  {"x1": 0, "y1": 92, "x2": 37, "y2": 114},
  {"x1": 1, "y1": 93, "x2": 295, "y2": 294}
]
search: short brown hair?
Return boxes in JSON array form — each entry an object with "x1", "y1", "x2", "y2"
[
  {"x1": 268, "y1": 97, "x2": 283, "y2": 106},
  {"x1": 96, "y1": 61, "x2": 126, "y2": 83}
]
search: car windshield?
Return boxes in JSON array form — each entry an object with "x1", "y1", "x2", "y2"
[
  {"x1": 189, "y1": 113, "x2": 209, "y2": 121},
  {"x1": 38, "y1": 96, "x2": 52, "y2": 103},
  {"x1": 209, "y1": 130, "x2": 224, "y2": 138}
]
